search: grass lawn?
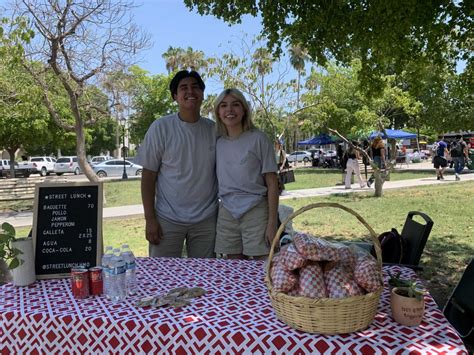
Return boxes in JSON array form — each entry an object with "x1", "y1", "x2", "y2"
[
  {"x1": 280, "y1": 181, "x2": 474, "y2": 307},
  {"x1": 15, "y1": 179, "x2": 472, "y2": 309},
  {"x1": 10, "y1": 169, "x2": 473, "y2": 309},
  {"x1": 100, "y1": 169, "x2": 432, "y2": 207},
  {"x1": 285, "y1": 168, "x2": 432, "y2": 191},
  {"x1": 0, "y1": 169, "x2": 433, "y2": 212}
]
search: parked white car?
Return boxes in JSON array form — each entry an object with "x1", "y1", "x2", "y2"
[
  {"x1": 0, "y1": 159, "x2": 36, "y2": 177},
  {"x1": 54, "y1": 156, "x2": 81, "y2": 175},
  {"x1": 287, "y1": 151, "x2": 312, "y2": 162},
  {"x1": 92, "y1": 159, "x2": 143, "y2": 178},
  {"x1": 90, "y1": 156, "x2": 113, "y2": 165},
  {"x1": 29, "y1": 156, "x2": 57, "y2": 176},
  {"x1": 323, "y1": 150, "x2": 337, "y2": 159}
]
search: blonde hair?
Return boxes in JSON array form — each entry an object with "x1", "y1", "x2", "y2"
[
  {"x1": 372, "y1": 136, "x2": 385, "y2": 149},
  {"x1": 214, "y1": 88, "x2": 254, "y2": 137}
]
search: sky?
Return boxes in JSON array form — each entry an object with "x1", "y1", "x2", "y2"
[{"x1": 130, "y1": 0, "x2": 267, "y2": 94}]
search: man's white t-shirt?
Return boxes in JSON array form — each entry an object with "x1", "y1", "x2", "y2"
[
  {"x1": 216, "y1": 129, "x2": 277, "y2": 219},
  {"x1": 135, "y1": 113, "x2": 217, "y2": 224}
]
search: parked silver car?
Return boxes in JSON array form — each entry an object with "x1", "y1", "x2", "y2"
[
  {"x1": 92, "y1": 159, "x2": 143, "y2": 178},
  {"x1": 54, "y1": 156, "x2": 81, "y2": 175},
  {"x1": 90, "y1": 155, "x2": 113, "y2": 165},
  {"x1": 287, "y1": 151, "x2": 312, "y2": 162}
]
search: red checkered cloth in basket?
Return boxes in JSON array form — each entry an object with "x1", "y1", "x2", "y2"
[
  {"x1": 280, "y1": 243, "x2": 306, "y2": 271},
  {"x1": 297, "y1": 262, "x2": 327, "y2": 298},
  {"x1": 270, "y1": 255, "x2": 298, "y2": 292},
  {"x1": 354, "y1": 255, "x2": 383, "y2": 293},
  {"x1": 293, "y1": 233, "x2": 341, "y2": 262},
  {"x1": 337, "y1": 244, "x2": 357, "y2": 270},
  {"x1": 324, "y1": 262, "x2": 365, "y2": 298},
  {"x1": 287, "y1": 280, "x2": 300, "y2": 296}
]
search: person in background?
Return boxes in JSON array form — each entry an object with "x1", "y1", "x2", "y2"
[
  {"x1": 344, "y1": 141, "x2": 366, "y2": 189},
  {"x1": 433, "y1": 136, "x2": 449, "y2": 180},
  {"x1": 214, "y1": 88, "x2": 279, "y2": 260},
  {"x1": 361, "y1": 139, "x2": 370, "y2": 180},
  {"x1": 450, "y1": 134, "x2": 469, "y2": 181},
  {"x1": 135, "y1": 70, "x2": 217, "y2": 258},
  {"x1": 367, "y1": 136, "x2": 386, "y2": 188},
  {"x1": 401, "y1": 145, "x2": 407, "y2": 155},
  {"x1": 275, "y1": 140, "x2": 288, "y2": 195},
  {"x1": 337, "y1": 143, "x2": 346, "y2": 172}
]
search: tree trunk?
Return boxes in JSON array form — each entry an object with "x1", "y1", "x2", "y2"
[
  {"x1": 74, "y1": 112, "x2": 99, "y2": 183},
  {"x1": 7, "y1": 148, "x2": 16, "y2": 178},
  {"x1": 374, "y1": 170, "x2": 384, "y2": 197}
]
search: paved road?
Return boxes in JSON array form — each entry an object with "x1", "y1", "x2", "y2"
[{"x1": 2, "y1": 166, "x2": 473, "y2": 228}]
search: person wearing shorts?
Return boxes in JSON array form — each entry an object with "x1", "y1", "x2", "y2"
[
  {"x1": 213, "y1": 88, "x2": 279, "y2": 260},
  {"x1": 433, "y1": 138, "x2": 448, "y2": 180}
]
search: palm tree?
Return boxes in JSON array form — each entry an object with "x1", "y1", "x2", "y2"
[
  {"x1": 252, "y1": 47, "x2": 273, "y2": 105},
  {"x1": 163, "y1": 46, "x2": 208, "y2": 73},
  {"x1": 201, "y1": 94, "x2": 217, "y2": 119},
  {"x1": 289, "y1": 44, "x2": 308, "y2": 109},
  {"x1": 289, "y1": 44, "x2": 309, "y2": 150},
  {"x1": 162, "y1": 46, "x2": 183, "y2": 73},
  {"x1": 183, "y1": 47, "x2": 207, "y2": 72}
]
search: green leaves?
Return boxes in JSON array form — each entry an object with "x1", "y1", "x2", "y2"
[
  {"x1": 8, "y1": 258, "x2": 20, "y2": 270},
  {"x1": 124, "y1": 69, "x2": 175, "y2": 142},
  {"x1": 1, "y1": 222, "x2": 16, "y2": 237},
  {"x1": 0, "y1": 222, "x2": 22, "y2": 270},
  {"x1": 184, "y1": 0, "x2": 470, "y2": 94}
]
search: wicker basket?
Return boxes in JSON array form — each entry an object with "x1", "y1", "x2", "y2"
[{"x1": 265, "y1": 202, "x2": 383, "y2": 334}]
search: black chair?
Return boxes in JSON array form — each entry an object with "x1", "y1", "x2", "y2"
[
  {"x1": 399, "y1": 211, "x2": 434, "y2": 269},
  {"x1": 443, "y1": 259, "x2": 474, "y2": 339}
]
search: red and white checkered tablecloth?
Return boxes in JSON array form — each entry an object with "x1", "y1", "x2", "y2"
[{"x1": 0, "y1": 258, "x2": 468, "y2": 354}]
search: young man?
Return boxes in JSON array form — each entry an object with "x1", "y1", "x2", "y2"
[
  {"x1": 135, "y1": 70, "x2": 217, "y2": 258},
  {"x1": 450, "y1": 135, "x2": 469, "y2": 181},
  {"x1": 433, "y1": 137, "x2": 448, "y2": 180}
]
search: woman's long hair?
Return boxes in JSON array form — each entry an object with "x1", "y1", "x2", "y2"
[{"x1": 214, "y1": 88, "x2": 254, "y2": 137}]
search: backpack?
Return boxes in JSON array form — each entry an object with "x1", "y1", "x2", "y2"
[
  {"x1": 437, "y1": 143, "x2": 445, "y2": 157},
  {"x1": 450, "y1": 141, "x2": 463, "y2": 157},
  {"x1": 371, "y1": 228, "x2": 406, "y2": 264}
]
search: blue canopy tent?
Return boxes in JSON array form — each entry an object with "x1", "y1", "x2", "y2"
[
  {"x1": 369, "y1": 129, "x2": 417, "y2": 139},
  {"x1": 297, "y1": 134, "x2": 336, "y2": 146}
]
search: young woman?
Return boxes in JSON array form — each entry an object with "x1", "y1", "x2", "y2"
[
  {"x1": 344, "y1": 141, "x2": 366, "y2": 189},
  {"x1": 367, "y1": 136, "x2": 386, "y2": 187},
  {"x1": 214, "y1": 88, "x2": 279, "y2": 260}
]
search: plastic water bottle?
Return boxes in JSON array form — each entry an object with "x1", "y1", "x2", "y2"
[
  {"x1": 121, "y1": 244, "x2": 137, "y2": 295},
  {"x1": 102, "y1": 247, "x2": 113, "y2": 300},
  {"x1": 111, "y1": 248, "x2": 127, "y2": 302}
]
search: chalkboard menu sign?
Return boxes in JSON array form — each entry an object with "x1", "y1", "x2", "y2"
[{"x1": 32, "y1": 182, "x2": 103, "y2": 279}]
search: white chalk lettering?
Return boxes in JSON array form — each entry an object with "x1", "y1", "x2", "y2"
[
  {"x1": 43, "y1": 204, "x2": 67, "y2": 210},
  {"x1": 70, "y1": 193, "x2": 88, "y2": 199},
  {"x1": 43, "y1": 229, "x2": 65, "y2": 235},
  {"x1": 47, "y1": 194, "x2": 67, "y2": 199},
  {"x1": 50, "y1": 222, "x2": 75, "y2": 228},
  {"x1": 52, "y1": 210, "x2": 67, "y2": 216},
  {"x1": 42, "y1": 262, "x2": 91, "y2": 270}
]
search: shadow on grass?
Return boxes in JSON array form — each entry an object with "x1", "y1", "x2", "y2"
[{"x1": 421, "y1": 234, "x2": 474, "y2": 308}]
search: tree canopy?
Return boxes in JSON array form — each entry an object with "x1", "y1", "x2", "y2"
[
  {"x1": 184, "y1": 0, "x2": 471, "y2": 92},
  {"x1": 126, "y1": 67, "x2": 175, "y2": 143},
  {"x1": 0, "y1": 56, "x2": 51, "y2": 163},
  {"x1": 3, "y1": 0, "x2": 149, "y2": 181}
]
